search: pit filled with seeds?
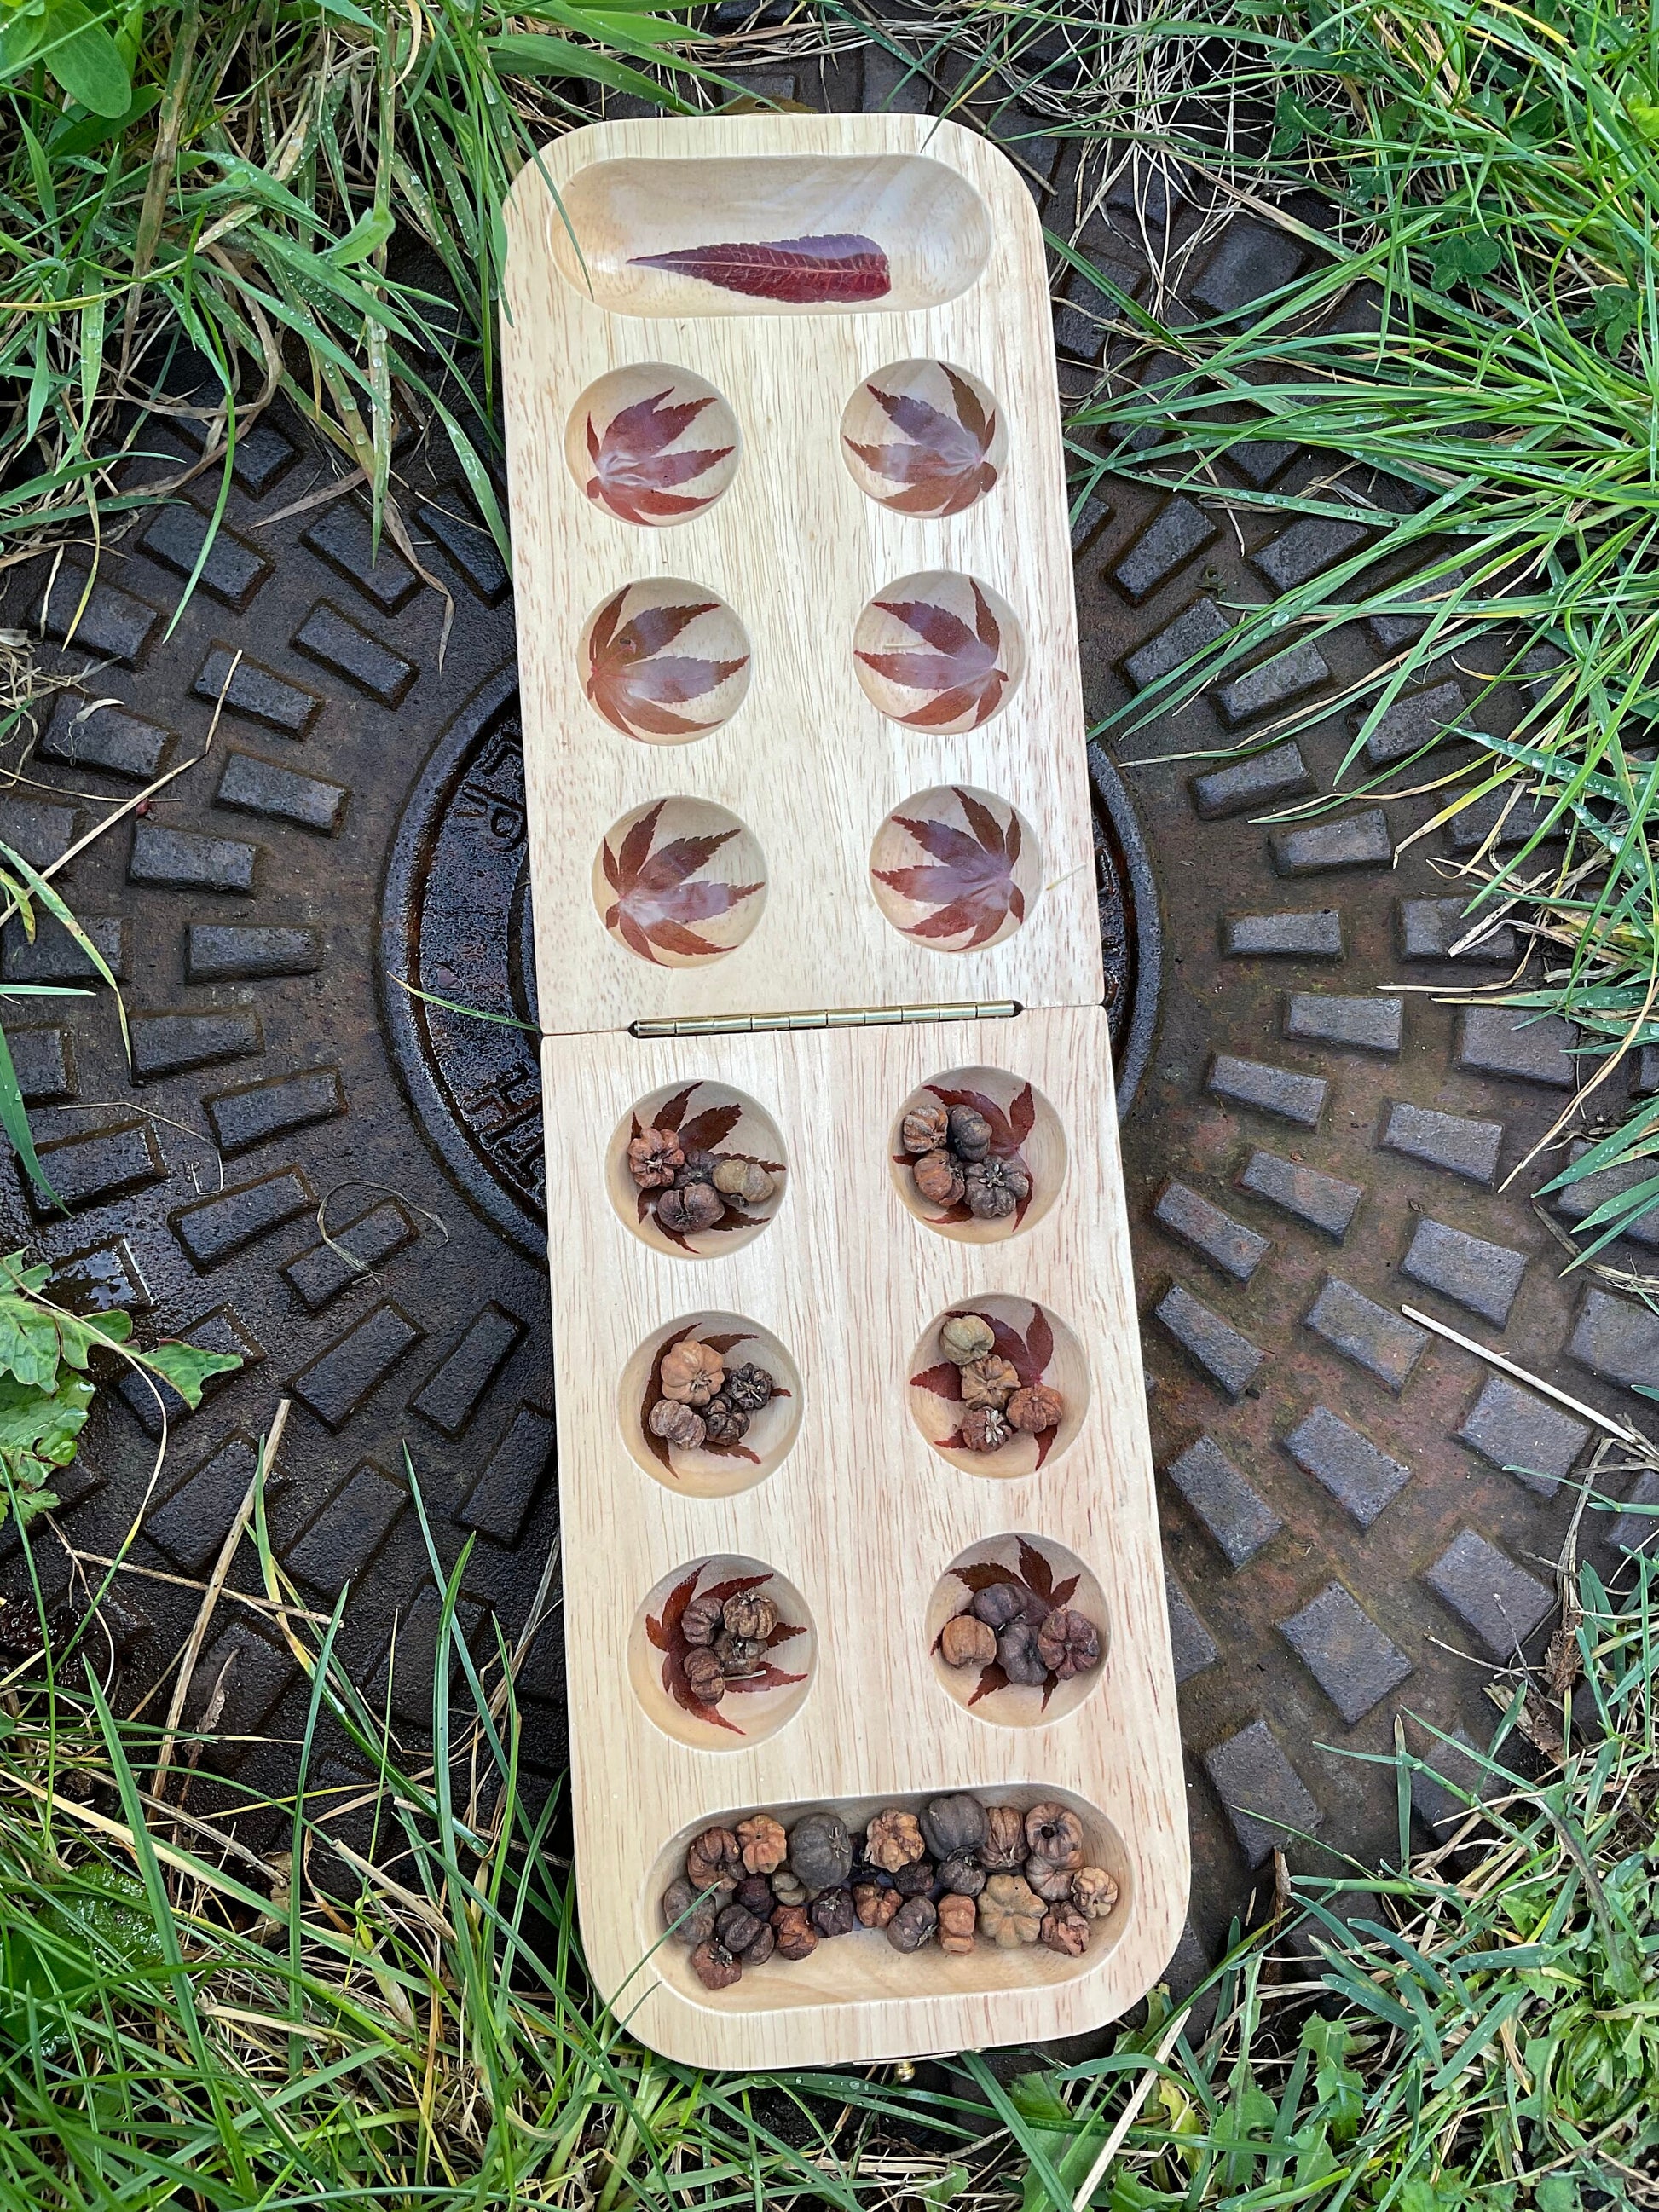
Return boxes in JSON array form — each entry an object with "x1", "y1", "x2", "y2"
[
  {"x1": 608, "y1": 1079, "x2": 787, "y2": 1256},
  {"x1": 890, "y1": 1065, "x2": 1066, "y2": 1244},
  {"x1": 928, "y1": 1533, "x2": 1109, "y2": 1725},
  {"x1": 909, "y1": 1297, "x2": 1089, "y2": 1476},
  {"x1": 628, "y1": 1555, "x2": 815, "y2": 1748}
]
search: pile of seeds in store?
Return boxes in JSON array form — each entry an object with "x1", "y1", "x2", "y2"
[{"x1": 662, "y1": 1796, "x2": 1118, "y2": 1988}]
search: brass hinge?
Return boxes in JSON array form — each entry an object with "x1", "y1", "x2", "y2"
[{"x1": 631, "y1": 1000, "x2": 1020, "y2": 1039}]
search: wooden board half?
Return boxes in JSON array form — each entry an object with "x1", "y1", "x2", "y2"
[
  {"x1": 541, "y1": 1008, "x2": 1186, "y2": 2066},
  {"x1": 501, "y1": 113, "x2": 1101, "y2": 1031}
]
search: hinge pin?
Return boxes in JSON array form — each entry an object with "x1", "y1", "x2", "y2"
[{"x1": 631, "y1": 1000, "x2": 1019, "y2": 1039}]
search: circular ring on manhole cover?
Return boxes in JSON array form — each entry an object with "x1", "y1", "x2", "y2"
[{"x1": 379, "y1": 666, "x2": 1162, "y2": 1263}]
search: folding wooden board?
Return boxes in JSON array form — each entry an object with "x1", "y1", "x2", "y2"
[{"x1": 502, "y1": 111, "x2": 1187, "y2": 2067}]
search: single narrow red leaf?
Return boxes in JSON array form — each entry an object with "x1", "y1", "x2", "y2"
[{"x1": 630, "y1": 234, "x2": 890, "y2": 303}]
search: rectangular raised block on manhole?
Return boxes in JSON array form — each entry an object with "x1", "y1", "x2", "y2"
[
  {"x1": 41, "y1": 567, "x2": 159, "y2": 666},
  {"x1": 1277, "y1": 1581, "x2": 1411, "y2": 1724},
  {"x1": 1284, "y1": 1405, "x2": 1410, "y2": 1527},
  {"x1": 141, "y1": 503, "x2": 271, "y2": 610},
  {"x1": 1217, "y1": 641, "x2": 1330, "y2": 728},
  {"x1": 460, "y1": 1406, "x2": 557, "y2": 1545},
  {"x1": 1361, "y1": 680, "x2": 1466, "y2": 767},
  {"x1": 1401, "y1": 1218, "x2": 1527, "y2": 1327},
  {"x1": 286, "y1": 1462, "x2": 408, "y2": 1596},
  {"x1": 1252, "y1": 514, "x2": 1369, "y2": 592},
  {"x1": 145, "y1": 1431, "x2": 263, "y2": 1573},
  {"x1": 1381, "y1": 1100, "x2": 1503, "y2": 1186},
  {"x1": 283, "y1": 1199, "x2": 416, "y2": 1312},
  {"x1": 3, "y1": 914, "x2": 127, "y2": 984},
  {"x1": 1112, "y1": 496, "x2": 1218, "y2": 604},
  {"x1": 131, "y1": 1008, "x2": 262, "y2": 1080},
  {"x1": 130, "y1": 824, "x2": 258, "y2": 895},
  {"x1": 171, "y1": 1168, "x2": 315, "y2": 1269},
  {"x1": 215, "y1": 751, "x2": 349, "y2": 835},
  {"x1": 291, "y1": 1302, "x2": 424, "y2": 1431},
  {"x1": 1569, "y1": 1288, "x2": 1659, "y2": 1392},
  {"x1": 0, "y1": 800, "x2": 81, "y2": 869},
  {"x1": 1207, "y1": 1054, "x2": 1327, "y2": 1128},
  {"x1": 1154, "y1": 1283, "x2": 1264, "y2": 1399},
  {"x1": 1425, "y1": 1528, "x2": 1553, "y2": 1657},
  {"x1": 1456, "y1": 1375, "x2": 1589, "y2": 1498},
  {"x1": 1284, "y1": 992, "x2": 1402, "y2": 1054},
  {"x1": 10, "y1": 1028, "x2": 75, "y2": 1104},
  {"x1": 411, "y1": 1303, "x2": 525, "y2": 1436},
  {"x1": 31, "y1": 1119, "x2": 165, "y2": 1215},
  {"x1": 1458, "y1": 1004, "x2": 1578, "y2": 1089},
  {"x1": 186, "y1": 923, "x2": 321, "y2": 979},
  {"x1": 1397, "y1": 898, "x2": 1516, "y2": 964},
  {"x1": 1269, "y1": 811, "x2": 1390, "y2": 876},
  {"x1": 1153, "y1": 1180, "x2": 1269, "y2": 1282},
  {"x1": 302, "y1": 500, "x2": 421, "y2": 612},
  {"x1": 417, "y1": 500, "x2": 511, "y2": 606},
  {"x1": 1165, "y1": 1435, "x2": 1280, "y2": 1567},
  {"x1": 205, "y1": 1066, "x2": 344, "y2": 1155},
  {"x1": 1304, "y1": 1276, "x2": 1426, "y2": 1390},
  {"x1": 194, "y1": 646, "x2": 321, "y2": 737},
  {"x1": 1554, "y1": 1146, "x2": 1659, "y2": 1251},
  {"x1": 1201, "y1": 1719, "x2": 1321, "y2": 1868},
  {"x1": 1124, "y1": 598, "x2": 1231, "y2": 690},
  {"x1": 1237, "y1": 1151, "x2": 1361, "y2": 1239},
  {"x1": 41, "y1": 697, "x2": 175, "y2": 782},
  {"x1": 120, "y1": 1306, "x2": 262, "y2": 1435},
  {"x1": 1223, "y1": 910, "x2": 1343, "y2": 960},
  {"x1": 1189, "y1": 741, "x2": 1312, "y2": 821},
  {"x1": 1165, "y1": 1574, "x2": 1218, "y2": 1684},
  {"x1": 292, "y1": 599, "x2": 418, "y2": 708},
  {"x1": 1449, "y1": 787, "x2": 1564, "y2": 854}
]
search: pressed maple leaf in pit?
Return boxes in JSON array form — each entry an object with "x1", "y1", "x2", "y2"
[
  {"x1": 645, "y1": 1561, "x2": 808, "y2": 1736},
  {"x1": 873, "y1": 788, "x2": 1029, "y2": 950},
  {"x1": 585, "y1": 386, "x2": 734, "y2": 527},
  {"x1": 846, "y1": 363, "x2": 1000, "y2": 517},
  {"x1": 630, "y1": 234, "x2": 891, "y2": 304},
  {"x1": 936, "y1": 1538, "x2": 1081, "y2": 1712},
  {"x1": 855, "y1": 579, "x2": 1014, "y2": 731},
  {"x1": 584, "y1": 587, "x2": 749, "y2": 741},
  {"x1": 599, "y1": 800, "x2": 764, "y2": 965}
]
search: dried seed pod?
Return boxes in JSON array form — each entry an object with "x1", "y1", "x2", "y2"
[
  {"x1": 1072, "y1": 1866, "x2": 1119, "y2": 1920},
  {"x1": 676, "y1": 1148, "x2": 719, "y2": 1186},
  {"x1": 939, "y1": 1313, "x2": 996, "y2": 1365},
  {"x1": 735, "y1": 1874, "x2": 775, "y2": 1916},
  {"x1": 961, "y1": 1354, "x2": 1020, "y2": 1410},
  {"x1": 700, "y1": 1395, "x2": 750, "y2": 1446},
  {"x1": 723, "y1": 1591, "x2": 778, "y2": 1641},
  {"x1": 714, "y1": 1631, "x2": 766, "y2": 1676},
  {"x1": 656, "y1": 1181, "x2": 724, "y2": 1236},
  {"x1": 865, "y1": 1808, "x2": 926, "y2": 1873},
  {"x1": 715, "y1": 1904, "x2": 764, "y2": 1955},
  {"x1": 1025, "y1": 1805, "x2": 1084, "y2": 1868},
  {"x1": 1036, "y1": 1608, "x2": 1101, "y2": 1680},
  {"x1": 938, "y1": 1856, "x2": 986, "y2": 1897},
  {"x1": 1008, "y1": 1383, "x2": 1065, "y2": 1435},
  {"x1": 1025, "y1": 1856, "x2": 1078, "y2": 1904},
  {"x1": 736, "y1": 1812, "x2": 787, "y2": 1876},
  {"x1": 627, "y1": 1127, "x2": 684, "y2": 1188},
  {"x1": 661, "y1": 1876, "x2": 717, "y2": 1945},
  {"x1": 938, "y1": 1892, "x2": 977, "y2": 1955},
  {"x1": 770, "y1": 1904, "x2": 818, "y2": 1960},
  {"x1": 997, "y1": 1621, "x2": 1048, "y2": 1687},
  {"x1": 891, "y1": 1856, "x2": 935, "y2": 1898},
  {"x1": 714, "y1": 1155, "x2": 774, "y2": 1206},
  {"x1": 913, "y1": 1151, "x2": 966, "y2": 1207},
  {"x1": 738, "y1": 1921, "x2": 775, "y2": 1967},
  {"x1": 690, "y1": 1939, "x2": 741, "y2": 1990},
  {"x1": 648, "y1": 1399, "x2": 706, "y2": 1451},
  {"x1": 725, "y1": 1363, "x2": 774, "y2": 1412},
  {"x1": 919, "y1": 1794, "x2": 987, "y2": 1861},
  {"x1": 853, "y1": 1881, "x2": 901, "y2": 1929},
  {"x1": 979, "y1": 1874, "x2": 1043, "y2": 1948},
  {"x1": 959, "y1": 1406, "x2": 1011, "y2": 1454},
  {"x1": 679, "y1": 1591, "x2": 725, "y2": 1646},
  {"x1": 659, "y1": 1339, "x2": 724, "y2": 1406},
  {"x1": 980, "y1": 1805, "x2": 1028, "y2": 1872},
  {"x1": 685, "y1": 1828, "x2": 740, "y2": 1892},
  {"x1": 1040, "y1": 1903, "x2": 1090, "y2": 1958},
  {"x1": 939, "y1": 1614, "x2": 996, "y2": 1669},
  {"x1": 886, "y1": 1895, "x2": 938, "y2": 1954},
  {"x1": 964, "y1": 1158, "x2": 1028, "y2": 1221},
  {"x1": 788, "y1": 1811, "x2": 853, "y2": 1894},
  {"x1": 809, "y1": 1886, "x2": 855, "y2": 1938},
  {"x1": 769, "y1": 1866, "x2": 807, "y2": 1909},
  {"x1": 681, "y1": 1648, "x2": 725, "y2": 1704},
  {"x1": 970, "y1": 1584, "x2": 1026, "y2": 1632},
  {"x1": 901, "y1": 1102, "x2": 950, "y2": 1154},
  {"x1": 947, "y1": 1106, "x2": 994, "y2": 1161}
]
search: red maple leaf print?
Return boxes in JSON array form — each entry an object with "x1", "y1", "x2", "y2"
[
  {"x1": 586, "y1": 591, "x2": 747, "y2": 739},
  {"x1": 847, "y1": 367, "x2": 999, "y2": 516},
  {"x1": 630, "y1": 234, "x2": 890, "y2": 303},
  {"x1": 585, "y1": 389, "x2": 732, "y2": 526},
  {"x1": 645, "y1": 1562, "x2": 806, "y2": 1734},
  {"x1": 858, "y1": 583, "x2": 1010, "y2": 729},
  {"x1": 875, "y1": 789, "x2": 1025, "y2": 948},
  {"x1": 601, "y1": 801, "x2": 762, "y2": 963}
]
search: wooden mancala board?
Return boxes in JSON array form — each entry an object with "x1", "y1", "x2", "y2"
[{"x1": 500, "y1": 112, "x2": 1187, "y2": 2067}]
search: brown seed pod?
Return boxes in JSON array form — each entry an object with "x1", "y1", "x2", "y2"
[
  {"x1": 627, "y1": 1127, "x2": 684, "y2": 1188},
  {"x1": 947, "y1": 1106, "x2": 993, "y2": 1161},
  {"x1": 769, "y1": 1866, "x2": 807, "y2": 1909},
  {"x1": 723, "y1": 1592, "x2": 778, "y2": 1642},
  {"x1": 970, "y1": 1584, "x2": 1026, "y2": 1632},
  {"x1": 913, "y1": 1150, "x2": 966, "y2": 1207},
  {"x1": 770, "y1": 1904, "x2": 818, "y2": 1960},
  {"x1": 714, "y1": 1631, "x2": 766, "y2": 1676},
  {"x1": 1007, "y1": 1383, "x2": 1065, "y2": 1435},
  {"x1": 787, "y1": 1811, "x2": 852, "y2": 1893},
  {"x1": 939, "y1": 1614, "x2": 997, "y2": 1669},
  {"x1": 713, "y1": 1155, "x2": 773, "y2": 1207},
  {"x1": 886, "y1": 1895, "x2": 938, "y2": 1954},
  {"x1": 938, "y1": 1855, "x2": 986, "y2": 1897},
  {"x1": 809, "y1": 1886, "x2": 855, "y2": 1938},
  {"x1": 853, "y1": 1881, "x2": 901, "y2": 1929},
  {"x1": 891, "y1": 1856, "x2": 935, "y2": 1898},
  {"x1": 734, "y1": 1874, "x2": 775, "y2": 1916},
  {"x1": 1036, "y1": 1608, "x2": 1101, "y2": 1680},
  {"x1": 938, "y1": 1892, "x2": 977, "y2": 1955},
  {"x1": 715, "y1": 1904, "x2": 764, "y2": 1955},
  {"x1": 997, "y1": 1621, "x2": 1048, "y2": 1686},
  {"x1": 865, "y1": 1808, "x2": 927, "y2": 1873},
  {"x1": 681, "y1": 1648, "x2": 725, "y2": 1704},
  {"x1": 724, "y1": 1363, "x2": 774, "y2": 1412},
  {"x1": 661, "y1": 1877, "x2": 717, "y2": 1946},
  {"x1": 659, "y1": 1339, "x2": 724, "y2": 1406},
  {"x1": 901, "y1": 1102, "x2": 950, "y2": 1154},
  {"x1": 939, "y1": 1313, "x2": 996, "y2": 1365},
  {"x1": 700, "y1": 1395, "x2": 749, "y2": 1445},
  {"x1": 920, "y1": 1794, "x2": 987, "y2": 1861},
  {"x1": 738, "y1": 1921, "x2": 775, "y2": 1967},
  {"x1": 685, "y1": 1829, "x2": 741, "y2": 1893},
  {"x1": 1072, "y1": 1866, "x2": 1119, "y2": 1920},
  {"x1": 959, "y1": 1406, "x2": 1011, "y2": 1454},
  {"x1": 1040, "y1": 1903, "x2": 1090, "y2": 1958},
  {"x1": 980, "y1": 1805, "x2": 1028, "y2": 1871},
  {"x1": 679, "y1": 1591, "x2": 725, "y2": 1646},
  {"x1": 1025, "y1": 1804, "x2": 1084, "y2": 1868},
  {"x1": 737, "y1": 1813, "x2": 787, "y2": 1876},
  {"x1": 961, "y1": 1354, "x2": 1020, "y2": 1410},
  {"x1": 964, "y1": 1158, "x2": 1028, "y2": 1221},
  {"x1": 690, "y1": 1939, "x2": 741, "y2": 1990},
  {"x1": 979, "y1": 1874, "x2": 1043, "y2": 1948},
  {"x1": 656, "y1": 1181, "x2": 724, "y2": 1236},
  {"x1": 648, "y1": 1399, "x2": 706, "y2": 1451},
  {"x1": 1025, "y1": 1856, "x2": 1078, "y2": 1904}
]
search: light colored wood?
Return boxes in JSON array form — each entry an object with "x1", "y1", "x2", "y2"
[
  {"x1": 501, "y1": 114, "x2": 1101, "y2": 1031},
  {"x1": 540, "y1": 1008, "x2": 1186, "y2": 2067}
]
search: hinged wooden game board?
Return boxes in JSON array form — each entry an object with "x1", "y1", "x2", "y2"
[{"x1": 501, "y1": 111, "x2": 1187, "y2": 2068}]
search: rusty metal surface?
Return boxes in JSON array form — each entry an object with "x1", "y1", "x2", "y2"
[{"x1": 3, "y1": 40, "x2": 1651, "y2": 1976}]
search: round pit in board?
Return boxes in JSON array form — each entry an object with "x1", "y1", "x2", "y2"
[
  {"x1": 853, "y1": 571, "x2": 1026, "y2": 733},
  {"x1": 580, "y1": 580, "x2": 751, "y2": 744},
  {"x1": 840, "y1": 360, "x2": 1006, "y2": 517},
  {"x1": 891, "y1": 1066, "x2": 1066, "y2": 1242},
  {"x1": 870, "y1": 786, "x2": 1040, "y2": 953},
  {"x1": 607, "y1": 1078, "x2": 786, "y2": 1256},
  {"x1": 928, "y1": 1534, "x2": 1109, "y2": 1728},
  {"x1": 567, "y1": 363, "x2": 740, "y2": 528},
  {"x1": 629, "y1": 1555, "x2": 815, "y2": 1751},
  {"x1": 650, "y1": 1787, "x2": 1128, "y2": 1999},
  {"x1": 908, "y1": 1296, "x2": 1088, "y2": 1475},
  {"x1": 593, "y1": 797, "x2": 766, "y2": 966},
  {"x1": 620, "y1": 1312, "x2": 801, "y2": 1497}
]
